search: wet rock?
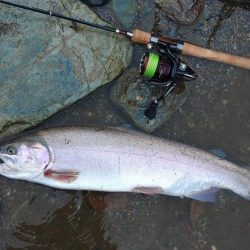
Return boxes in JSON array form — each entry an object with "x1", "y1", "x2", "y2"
[
  {"x1": 219, "y1": 0, "x2": 250, "y2": 10},
  {"x1": 80, "y1": 0, "x2": 110, "y2": 6},
  {"x1": 112, "y1": 0, "x2": 137, "y2": 29},
  {"x1": 0, "y1": 0, "x2": 132, "y2": 139},
  {"x1": 87, "y1": 192, "x2": 130, "y2": 212},
  {"x1": 91, "y1": 0, "x2": 155, "y2": 33},
  {"x1": 189, "y1": 200, "x2": 206, "y2": 226},
  {"x1": 155, "y1": 0, "x2": 204, "y2": 25},
  {"x1": 134, "y1": 0, "x2": 155, "y2": 32},
  {"x1": 110, "y1": 68, "x2": 191, "y2": 132},
  {"x1": 87, "y1": 192, "x2": 108, "y2": 211},
  {"x1": 101, "y1": 194, "x2": 173, "y2": 250}
]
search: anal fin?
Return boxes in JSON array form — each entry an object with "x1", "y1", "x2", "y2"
[
  {"x1": 132, "y1": 186, "x2": 164, "y2": 195},
  {"x1": 187, "y1": 188, "x2": 220, "y2": 202}
]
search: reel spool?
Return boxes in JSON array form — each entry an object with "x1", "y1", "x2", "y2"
[
  {"x1": 139, "y1": 47, "x2": 197, "y2": 119},
  {"x1": 140, "y1": 51, "x2": 197, "y2": 83},
  {"x1": 140, "y1": 52, "x2": 172, "y2": 82}
]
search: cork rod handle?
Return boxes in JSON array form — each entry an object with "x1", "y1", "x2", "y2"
[
  {"x1": 131, "y1": 29, "x2": 151, "y2": 45},
  {"x1": 182, "y1": 42, "x2": 250, "y2": 70},
  {"x1": 131, "y1": 30, "x2": 250, "y2": 70}
]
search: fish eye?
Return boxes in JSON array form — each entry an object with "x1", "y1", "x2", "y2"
[{"x1": 7, "y1": 145, "x2": 17, "y2": 155}]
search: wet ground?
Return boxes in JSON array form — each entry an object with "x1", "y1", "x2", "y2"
[{"x1": 1, "y1": 0, "x2": 250, "y2": 249}]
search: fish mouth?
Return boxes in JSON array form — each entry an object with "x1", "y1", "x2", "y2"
[{"x1": 0, "y1": 157, "x2": 16, "y2": 173}]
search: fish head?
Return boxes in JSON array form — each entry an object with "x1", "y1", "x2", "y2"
[{"x1": 0, "y1": 140, "x2": 50, "y2": 179}]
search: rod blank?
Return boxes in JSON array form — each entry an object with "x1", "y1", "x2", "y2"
[{"x1": 0, "y1": 0, "x2": 117, "y2": 33}]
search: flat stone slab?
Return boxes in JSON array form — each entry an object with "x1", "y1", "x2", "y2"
[{"x1": 0, "y1": 0, "x2": 132, "y2": 139}]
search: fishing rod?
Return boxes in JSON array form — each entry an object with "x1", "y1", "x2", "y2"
[{"x1": 1, "y1": 0, "x2": 250, "y2": 119}]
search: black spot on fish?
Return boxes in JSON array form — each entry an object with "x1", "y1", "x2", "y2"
[
  {"x1": 0, "y1": 158, "x2": 4, "y2": 164},
  {"x1": 65, "y1": 138, "x2": 71, "y2": 145}
]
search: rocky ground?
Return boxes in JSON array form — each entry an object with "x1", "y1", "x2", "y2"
[{"x1": 0, "y1": 0, "x2": 250, "y2": 249}]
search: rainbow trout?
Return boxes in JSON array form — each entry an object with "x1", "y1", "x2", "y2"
[{"x1": 0, "y1": 126, "x2": 249, "y2": 202}]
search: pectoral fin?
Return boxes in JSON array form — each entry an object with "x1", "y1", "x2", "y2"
[
  {"x1": 44, "y1": 170, "x2": 79, "y2": 183},
  {"x1": 187, "y1": 188, "x2": 220, "y2": 202}
]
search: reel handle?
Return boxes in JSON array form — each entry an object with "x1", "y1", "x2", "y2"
[
  {"x1": 144, "y1": 100, "x2": 158, "y2": 119},
  {"x1": 182, "y1": 42, "x2": 250, "y2": 70}
]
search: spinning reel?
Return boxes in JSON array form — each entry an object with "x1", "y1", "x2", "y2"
[{"x1": 139, "y1": 43, "x2": 197, "y2": 119}]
